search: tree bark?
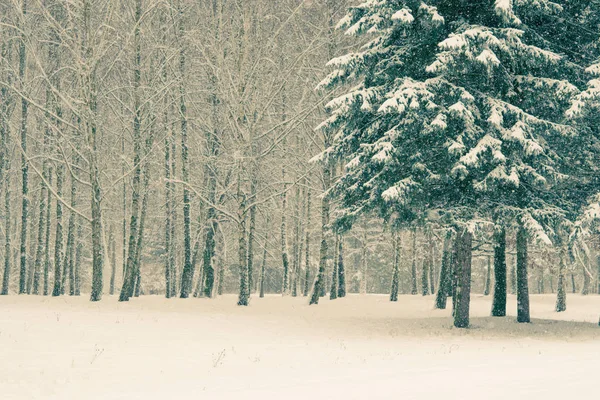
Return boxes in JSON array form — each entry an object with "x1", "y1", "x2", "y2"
[
  {"x1": 18, "y1": 0, "x2": 29, "y2": 295},
  {"x1": 410, "y1": 226, "x2": 418, "y2": 295},
  {"x1": 516, "y1": 222, "x2": 530, "y2": 323},
  {"x1": 427, "y1": 226, "x2": 435, "y2": 295},
  {"x1": 303, "y1": 188, "x2": 311, "y2": 297},
  {"x1": 51, "y1": 165, "x2": 64, "y2": 297},
  {"x1": 390, "y1": 232, "x2": 400, "y2": 302},
  {"x1": 337, "y1": 233, "x2": 346, "y2": 298},
  {"x1": 491, "y1": 224, "x2": 507, "y2": 316},
  {"x1": 453, "y1": 227, "x2": 472, "y2": 328},
  {"x1": 259, "y1": 238, "x2": 267, "y2": 298},
  {"x1": 556, "y1": 243, "x2": 567, "y2": 312},
  {"x1": 330, "y1": 232, "x2": 339, "y2": 300},
  {"x1": 109, "y1": 225, "x2": 116, "y2": 295},
  {"x1": 43, "y1": 169, "x2": 52, "y2": 295},
  {"x1": 178, "y1": 0, "x2": 193, "y2": 299}
]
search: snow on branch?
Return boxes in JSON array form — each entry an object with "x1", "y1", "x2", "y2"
[
  {"x1": 520, "y1": 212, "x2": 552, "y2": 246},
  {"x1": 381, "y1": 177, "x2": 420, "y2": 203}
]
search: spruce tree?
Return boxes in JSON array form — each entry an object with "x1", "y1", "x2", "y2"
[{"x1": 316, "y1": 0, "x2": 593, "y2": 327}]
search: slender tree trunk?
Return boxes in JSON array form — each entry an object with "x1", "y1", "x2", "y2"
[
  {"x1": 516, "y1": 222, "x2": 530, "y2": 323},
  {"x1": 435, "y1": 230, "x2": 452, "y2": 309},
  {"x1": 410, "y1": 227, "x2": 418, "y2": 295},
  {"x1": 164, "y1": 128, "x2": 172, "y2": 298},
  {"x1": 291, "y1": 184, "x2": 300, "y2": 297},
  {"x1": 259, "y1": 238, "x2": 267, "y2": 298},
  {"x1": 360, "y1": 221, "x2": 368, "y2": 295},
  {"x1": 18, "y1": 0, "x2": 29, "y2": 295},
  {"x1": 118, "y1": 1, "x2": 143, "y2": 302},
  {"x1": 453, "y1": 227, "x2": 472, "y2": 328},
  {"x1": 74, "y1": 217, "x2": 82, "y2": 296},
  {"x1": 65, "y1": 163, "x2": 77, "y2": 296},
  {"x1": 52, "y1": 165, "x2": 64, "y2": 297},
  {"x1": 83, "y1": 0, "x2": 104, "y2": 302},
  {"x1": 337, "y1": 234, "x2": 346, "y2": 298},
  {"x1": 427, "y1": 226, "x2": 435, "y2": 295},
  {"x1": 109, "y1": 225, "x2": 116, "y2": 295},
  {"x1": 510, "y1": 256, "x2": 517, "y2": 295},
  {"x1": 1, "y1": 116, "x2": 11, "y2": 295},
  {"x1": 330, "y1": 233, "x2": 339, "y2": 300},
  {"x1": 132, "y1": 160, "x2": 151, "y2": 297},
  {"x1": 570, "y1": 273, "x2": 576, "y2": 294},
  {"x1": 581, "y1": 250, "x2": 590, "y2": 295},
  {"x1": 303, "y1": 188, "x2": 311, "y2": 297},
  {"x1": 491, "y1": 224, "x2": 507, "y2": 316},
  {"x1": 25, "y1": 190, "x2": 37, "y2": 294},
  {"x1": 483, "y1": 256, "x2": 491, "y2": 296},
  {"x1": 556, "y1": 244, "x2": 567, "y2": 312},
  {"x1": 390, "y1": 232, "x2": 400, "y2": 302},
  {"x1": 169, "y1": 135, "x2": 177, "y2": 296},
  {"x1": 178, "y1": 0, "x2": 193, "y2": 299},
  {"x1": 43, "y1": 169, "x2": 52, "y2": 295},
  {"x1": 247, "y1": 177, "x2": 257, "y2": 297},
  {"x1": 281, "y1": 168, "x2": 290, "y2": 295},
  {"x1": 236, "y1": 159, "x2": 249, "y2": 305},
  {"x1": 421, "y1": 252, "x2": 429, "y2": 296},
  {"x1": 596, "y1": 255, "x2": 600, "y2": 295},
  {"x1": 33, "y1": 172, "x2": 47, "y2": 295}
]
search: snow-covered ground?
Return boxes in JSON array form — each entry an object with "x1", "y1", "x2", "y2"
[{"x1": 1, "y1": 293, "x2": 599, "y2": 399}]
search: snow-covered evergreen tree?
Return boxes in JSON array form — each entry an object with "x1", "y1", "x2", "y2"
[
  {"x1": 317, "y1": 0, "x2": 593, "y2": 242},
  {"x1": 314, "y1": 0, "x2": 600, "y2": 325}
]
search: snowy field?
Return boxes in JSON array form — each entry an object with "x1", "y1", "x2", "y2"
[{"x1": 2, "y1": 293, "x2": 599, "y2": 400}]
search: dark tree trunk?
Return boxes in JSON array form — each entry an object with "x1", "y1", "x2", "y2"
[
  {"x1": 390, "y1": 233, "x2": 400, "y2": 302},
  {"x1": 330, "y1": 233, "x2": 339, "y2": 300},
  {"x1": 309, "y1": 153, "x2": 332, "y2": 303},
  {"x1": 491, "y1": 225, "x2": 507, "y2": 316},
  {"x1": 281, "y1": 168, "x2": 290, "y2": 295},
  {"x1": 516, "y1": 223, "x2": 530, "y2": 323},
  {"x1": 236, "y1": 165, "x2": 249, "y2": 306},
  {"x1": 410, "y1": 227, "x2": 418, "y2": 295},
  {"x1": 177, "y1": 3, "x2": 192, "y2": 299},
  {"x1": 421, "y1": 253, "x2": 429, "y2": 296},
  {"x1": 427, "y1": 226, "x2": 435, "y2": 295},
  {"x1": 570, "y1": 273, "x2": 576, "y2": 294},
  {"x1": 52, "y1": 165, "x2": 65, "y2": 297},
  {"x1": 453, "y1": 228, "x2": 472, "y2": 328},
  {"x1": 18, "y1": 0, "x2": 29, "y2": 295},
  {"x1": 337, "y1": 234, "x2": 346, "y2": 298}
]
